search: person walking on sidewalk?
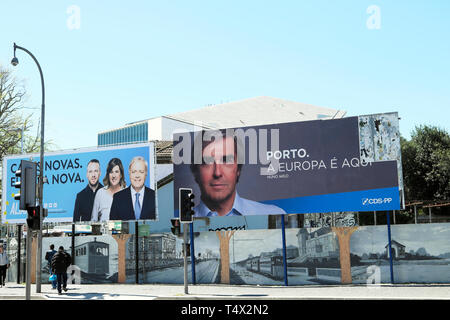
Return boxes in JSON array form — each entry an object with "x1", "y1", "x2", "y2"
[
  {"x1": 0, "y1": 245, "x2": 10, "y2": 287},
  {"x1": 51, "y1": 246, "x2": 72, "y2": 295},
  {"x1": 45, "y1": 244, "x2": 57, "y2": 289}
]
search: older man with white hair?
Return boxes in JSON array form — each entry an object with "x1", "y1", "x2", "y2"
[{"x1": 109, "y1": 156, "x2": 156, "y2": 220}]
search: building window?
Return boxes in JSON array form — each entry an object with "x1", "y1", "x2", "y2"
[{"x1": 97, "y1": 122, "x2": 148, "y2": 147}]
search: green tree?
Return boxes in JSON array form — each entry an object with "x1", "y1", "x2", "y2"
[{"x1": 401, "y1": 125, "x2": 450, "y2": 204}]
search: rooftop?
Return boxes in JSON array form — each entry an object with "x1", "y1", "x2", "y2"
[{"x1": 165, "y1": 96, "x2": 346, "y2": 129}]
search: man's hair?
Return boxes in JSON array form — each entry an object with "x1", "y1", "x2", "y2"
[
  {"x1": 129, "y1": 156, "x2": 148, "y2": 172},
  {"x1": 88, "y1": 159, "x2": 100, "y2": 166},
  {"x1": 190, "y1": 129, "x2": 244, "y2": 180},
  {"x1": 103, "y1": 158, "x2": 126, "y2": 188},
  {"x1": 59, "y1": 246, "x2": 64, "y2": 251},
  {"x1": 50, "y1": 244, "x2": 54, "y2": 250}
]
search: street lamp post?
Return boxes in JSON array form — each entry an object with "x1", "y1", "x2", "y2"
[{"x1": 12, "y1": 43, "x2": 45, "y2": 294}]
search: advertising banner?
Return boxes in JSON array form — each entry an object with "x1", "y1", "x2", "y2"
[
  {"x1": 2, "y1": 143, "x2": 157, "y2": 224},
  {"x1": 172, "y1": 113, "x2": 402, "y2": 217}
]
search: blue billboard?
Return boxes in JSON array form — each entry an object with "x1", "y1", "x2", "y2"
[
  {"x1": 172, "y1": 112, "x2": 402, "y2": 217},
  {"x1": 2, "y1": 143, "x2": 156, "y2": 223}
]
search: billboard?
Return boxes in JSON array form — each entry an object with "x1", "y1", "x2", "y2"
[
  {"x1": 2, "y1": 143, "x2": 157, "y2": 224},
  {"x1": 173, "y1": 113, "x2": 402, "y2": 217}
]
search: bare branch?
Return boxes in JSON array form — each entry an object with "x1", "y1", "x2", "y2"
[{"x1": 0, "y1": 66, "x2": 37, "y2": 162}]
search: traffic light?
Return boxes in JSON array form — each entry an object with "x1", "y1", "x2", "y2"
[
  {"x1": 170, "y1": 218, "x2": 180, "y2": 236},
  {"x1": 14, "y1": 160, "x2": 37, "y2": 211},
  {"x1": 179, "y1": 188, "x2": 195, "y2": 223},
  {"x1": 26, "y1": 206, "x2": 40, "y2": 230}
]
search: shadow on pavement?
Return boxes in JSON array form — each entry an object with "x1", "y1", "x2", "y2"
[{"x1": 44, "y1": 288, "x2": 158, "y2": 300}]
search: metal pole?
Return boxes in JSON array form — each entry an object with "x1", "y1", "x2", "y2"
[
  {"x1": 414, "y1": 205, "x2": 417, "y2": 224},
  {"x1": 373, "y1": 211, "x2": 377, "y2": 225},
  {"x1": 71, "y1": 224, "x2": 75, "y2": 283},
  {"x1": 429, "y1": 207, "x2": 432, "y2": 223},
  {"x1": 135, "y1": 222, "x2": 139, "y2": 284},
  {"x1": 183, "y1": 223, "x2": 188, "y2": 294},
  {"x1": 189, "y1": 222, "x2": 196, "y2": 285},
  {"x1": 143, "y1": 235, "x2": 146, "y2": 283},
  {"x1": 25, "y1": 230, "x2": 32, "y2": 300},
  {"x1": 393, "y1": 210, "x2": 396, "y2": 224},
  {"x1": 17, "y1": 225, "x2": 22, "y2": 284},
  {"x1": 386, "y1": 211, "x2": 395, "y2": 284},
  {"x1": 13, "y1": 43, "x2": 45, "y2": 293},
  {"x1": 281, "y1": 215, "x2": 288, "y2": 286},
  {"x1": 71, "y1": 224, "x2": 75, "y2": 264},
  {"x1": 142, "y1": 222, "x2": 146, "y2": 282}
]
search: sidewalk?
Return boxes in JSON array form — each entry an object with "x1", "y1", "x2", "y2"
[{"x1": 0, "y1": 282, "x2": 449, "y2": 300}]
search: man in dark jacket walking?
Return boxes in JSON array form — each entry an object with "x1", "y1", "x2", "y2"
[
  {"x1": 45, "y1": 244, "x2": 57, "y2": 289},
  {"x1": 51, "y1": 246, "x2": 72, "y2": 295}
]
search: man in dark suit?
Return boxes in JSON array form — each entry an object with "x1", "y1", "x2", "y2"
[
  {"x1": 110, "y1": 156, "x2": 156, "y2": 220},
  {"x1": 73, "y1": 159, "x2": 103, "y2": 222}
]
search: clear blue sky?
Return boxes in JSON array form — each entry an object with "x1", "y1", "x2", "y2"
[{"x1": 0, "y1": 1, "x2": 448, "y2": 150}]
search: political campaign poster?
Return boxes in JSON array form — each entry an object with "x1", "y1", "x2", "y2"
[
  {"x1": 172, "y1": 112, "x2": 402, "y2": 218},
  {"x1": 2, "y1": 143, "x2": 157, "y2": 224}
]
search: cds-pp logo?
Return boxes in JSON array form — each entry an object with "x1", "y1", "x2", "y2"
[{"x1": 362, "y1": 197, "x2": 392, "y2": 205}]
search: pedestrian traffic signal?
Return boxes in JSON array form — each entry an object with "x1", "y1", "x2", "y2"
[
  {"x1": 14, "y1": 160, "x2": 37, "y2": 211},
  {"x1": 26, "y1": 206, "x2": 40, "y2": 230},
  {"x1": 179, "y1": 188, "x2": 195, "y2": 223},
  {"x1": 170, "y1": 218, "x2": 180, "y2": 236}
]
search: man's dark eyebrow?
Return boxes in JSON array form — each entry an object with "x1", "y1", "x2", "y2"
[
  {"x1": 200, "y1": 155, "x2": 236, "y2": 164},
  {"x1": 224, "y1": 155, "x2": 235, "y2": 163}
]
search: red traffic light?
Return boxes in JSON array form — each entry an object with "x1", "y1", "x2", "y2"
[
  {"x1": 26, "y1": 206, "x2": 40, "y2": 230},
  {"x1": 26, "y1": 206, "x2": 39, "y2": 217}
]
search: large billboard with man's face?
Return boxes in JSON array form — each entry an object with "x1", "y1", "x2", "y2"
[
  {"x1": 2, "y1": 143, "x2": 157, "y2": 224},
  {"x1": 173, "y1": 112, "x2": 402, "y2": 218}
]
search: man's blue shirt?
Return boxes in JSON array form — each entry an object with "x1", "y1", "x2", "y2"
[{"x1": 194, "y1": 192, "x2": 286, "y2": 217}]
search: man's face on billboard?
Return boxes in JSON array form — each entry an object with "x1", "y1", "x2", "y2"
[
  {"x1": 196, "y1": 136, "x2": 240, "y2": 206},
  {"x1": 87, "y1": 162, "x2": 100, "y2": 187},
  {"x1": 130, "y1": 160, "x2": 147, "y2": 191}
]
